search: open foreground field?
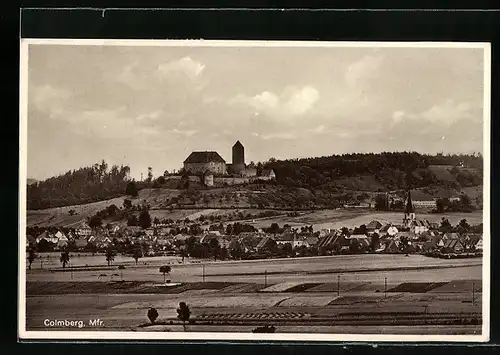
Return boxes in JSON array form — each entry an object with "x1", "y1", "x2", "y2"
[{"x1": 25, "y1": 254, "x2": 483, "y2": 335}]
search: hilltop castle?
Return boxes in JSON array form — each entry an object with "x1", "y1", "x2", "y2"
[{"x1": 183, "y1": 141, "x2": 258, "y2": 177}]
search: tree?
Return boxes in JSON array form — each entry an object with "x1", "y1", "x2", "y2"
[
  {"x1": 88, "y1": 215, "x2": 102, "y2": 230},
  {"x1": 186, "y1": 236, "x2": 197, "y2": 256},
  {"x1": 460, "y1": 194, "x2": 472, "y2": 209},
  {"x1": 27, "y1": 248, "x2": 37, "y2": 270},
  {"x1": 374, "y1": 194, "x2": 388, "y2": 211},
  {"x1": 252, "y1": 325, "x2": 276, "y2": 333},
  {"x1": 177, "y1": 302, "x2": 191, "y2": 331},
  {"x1": 439, "y1": 218, "x2": 453, "y2": 233},
  {"x1": 155, "y1": 176, "x2": 166, "y2": 186},
  {"x1": 126, "y1": 181, "x2": 138, "y2": 197},
  {"x1": 105, "y1": 245, "x2": 116, "y2": 266},
  {"x1": 37, "y1": 239, "x2": 54, "y2": 252},
  {"x1": 209, "y1": 238, "x2": 220, "y2": 261},
  {"x1": 159, "y1": 265, "x2": 172, "y2": 283},
  {"x1": 370, "y1": 233, "x2": 380, "y2": 252},
  {"x1": 459, "y1": 219, "x2": 470, "y2": 231},
  {"x1": 138, "y1": 208, "x2": 152, "y2": 229},
  {"x1": 435, "y1": 198, "x2": 447, "y2": 213},
  {"x1": 340, "y1": 227, "x2": 350, "y2": 236},
  {"x1": 132, "y1": 247, "x2": 142, "y2": 265},
  {"x1": 230, "y1": 241, "x2": 244, "y2": 259},
  {"x1": 147, "y1": 308, "x2": 159, "y2": 324},
  {"x1": 127, "y1": 215, "x2": 138, "y2": 226},
  {"x1": 68, "y1": 209, "x2": 76, "y2": 216},
  {"x1": 123, "y1": 199, "x2": 133, "y2": 209},
  {"x1": 147, "y1": 167, "x2": 153, "y2": 183},
  {"x1": 60, "y1": 250, "x2": 70, "y2": 268},
  {"x1": 399, "y1": 236, "x2": 410, "y2": 254},
  {"x1": 349, "y1": 239, "x2": 362, "y2": 254}
]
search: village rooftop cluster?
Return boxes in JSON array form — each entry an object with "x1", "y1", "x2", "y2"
[{"x1": 27, "y1": 191, "x2": 483, "y2": 266}]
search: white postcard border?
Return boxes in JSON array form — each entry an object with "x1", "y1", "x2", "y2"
[{"x1": 18, "y1": 39, "x2": 491, "y2": 343}]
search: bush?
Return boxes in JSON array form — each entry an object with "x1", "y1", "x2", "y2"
[
  {"x1": 147, "y1": 308, "x2": 159, "y2": 323},
  {"x1": 252, "y1": 325, "x2": 276, "y2": 333}
]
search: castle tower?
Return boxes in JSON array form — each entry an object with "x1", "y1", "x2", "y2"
[
  {"x1": 232, "y1": 141, "x2": 245, "y2": 166},
  {"x1": 403, "y1": 190, "x2": 416, "y2": 228},
  {"x1": 231, "y1": 140, "x2": 245, "y2": 175}
]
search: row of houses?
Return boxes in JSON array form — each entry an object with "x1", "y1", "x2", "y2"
[{"x1": 28, "y1": 220, "x2": 483, "y2": 258}]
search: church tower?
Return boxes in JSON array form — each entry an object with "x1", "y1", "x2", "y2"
[
  {"x1": 231, "y1": 140, "x2": 245, "y2": 175},
  {"x1": 403, "y1": 190, "x2": 416, "y2": 228}
]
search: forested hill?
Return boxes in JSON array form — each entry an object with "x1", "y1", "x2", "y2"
[
  {"x1": 27, "y1": 161, "x2": 132, "y2": 210},
  {"x1": 263, "y1": 152, "x2": 483, "y2": 190},
  {"x1": 27, "y1": 153, "x2": 483, "y2": 210}
]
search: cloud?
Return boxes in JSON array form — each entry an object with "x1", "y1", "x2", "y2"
[
  {"x1": 345, "y1": 54, "x2": 384, "y2": 87},
  {"x1": 169, "y1": 128, "x2": 198, "y2": 137},
  {"x1": 286, "y1": 86, "x2": 320, "y2": 115},
  {"x1": 232, "y1": 85, "x2": 319, "y2": 118},
  {"x1": 391, "y1": 100, "x2": 480, "y2": 128},
  {"x1": 392, "y1": 110, "x2": 405, "y2": 123},
  {"x1": 307, "y1": 125, "x2": 330, "y2": 134},
  {"x1": 31, "y1": 84, "x2": 72, "y2": 114},
  {"x1": 421, "y1": 100, "x2": 477, "y2": 125},
  {"x1": 260, "y1": 132, "x2": 298, "y2": 140},
  {"x1": 135, "y1": 110, "x2": 163, "y2": 122},
  {"x1": 158, "y1": 56, "x2": 206, "y2": 79}
]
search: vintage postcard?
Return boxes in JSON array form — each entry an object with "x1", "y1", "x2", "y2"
[{"x1": 19, "y1": 39, "x2": 490, "y2": 342}]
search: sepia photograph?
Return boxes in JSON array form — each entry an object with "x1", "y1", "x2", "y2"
[{"x1": 19, "y1": 39, "x2": 490, "y2": 342}]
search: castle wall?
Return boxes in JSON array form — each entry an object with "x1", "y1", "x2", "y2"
[
  {"x1": 214, "y1": 177, "x2": 250, "y2": 186},
  {"x1": 183, "y1": 162, "x2": 226, "y2": 175}
]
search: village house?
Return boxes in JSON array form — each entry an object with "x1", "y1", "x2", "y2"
[
  {"x1": 261, "y1": 169, "x2": 276, "y2": 180},
  {"x1": 275, "y1": 233, "x2": 294, "y2": 246},
  {"x1": 366, "y1": 220, "x2": 382, "y2": 232},
  {"x1": 384, "y1": 239, "x2": 401, "y2": 253},
  {"x1": 442, "y1": 238, "x2": 465, "y2": 253},
  {"x1": 305, "y1": 235, "x2": 319, "y2": 248},
  {"x1": 316, "y1": 232, "x2": 338, "y2": 250},
  {"x1": 36, "y1": 230, "x2": 58, "y2": 244},
  {"x1": 75, "y1": 221, "x2": 92, "y2": 237},
  {"x1": 409, "y1": 190, "x2": 437, "y2": 209},
  {"x1": 293, "y1": 235, "x2": 310, "y2": 249},
  {"x1": 256, "y1": 235, "x2": 273, "y2": 251},
  {"x1": 380, "y1": 224, "x2": 399, "y2": 237},
  {"x1": 408, "y1": 220, "x2": 430, "y2": 235},
  {"x1": 461, "y1": 233, "x2": 483, "y2": 251},
  {"x1": 74, "y1": 238, "x2": 88, "y2": 251}
]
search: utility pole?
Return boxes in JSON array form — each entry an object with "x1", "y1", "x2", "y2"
[
  {"x1": 385, "y1": 277, "x2": 387, "y2": 298},
  {"x1": 202, "y1": 264, "x2": 205, "y2": 283},
  {"x1": 337, "y1": 275, "x2": 340, "y2": 297},
  {"x1": 265, "y1": 270, "x2": 267, "y2": 287},
  {"x1": 472, "y1": 282, "x2": 475, "y2": 306}
]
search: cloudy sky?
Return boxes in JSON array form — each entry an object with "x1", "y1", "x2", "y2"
[{"x1": 26, "y1": 43, "x2": 485, "y2": 181}]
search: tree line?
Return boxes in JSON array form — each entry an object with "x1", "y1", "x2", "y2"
[
  {"x1": 263, "y1": 152, "x2": 483, "y2": 190},
  {"x1": 27, "y1": 160, "x2": 132, "y2": 210}
]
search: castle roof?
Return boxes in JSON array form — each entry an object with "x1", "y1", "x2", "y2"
[
  {"x1": 184, "y1": 151, "x2": 226, "y2": 164},
  {"x1": 233, "y1": 141, "x2": 244, "y2": 148}
]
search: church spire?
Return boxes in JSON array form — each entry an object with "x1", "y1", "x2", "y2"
[{"x1": 405, "y1": 190, "x2": 414, "y2": 214}]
